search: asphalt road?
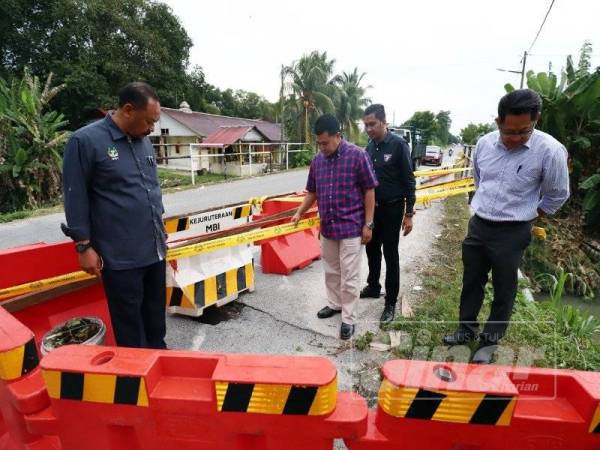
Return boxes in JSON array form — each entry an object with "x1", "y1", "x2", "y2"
[{"x1": 0, "y1": 169, "x2": 310, "y2": 250}]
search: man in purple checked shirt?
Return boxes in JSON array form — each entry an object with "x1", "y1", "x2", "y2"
[{"x1": 292, "y1": 115, "x2": 378, "y2": 340}]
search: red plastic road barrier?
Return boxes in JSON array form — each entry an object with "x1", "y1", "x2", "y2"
[
  {"x1": 345, "y1": 359, "x2": 600, "y2": 450},
  {"x1": 0, "y1": 307, "x2": 60, "y2": 450},
  {"x1": 254, "y1": 194, "x2": 320, "y2": 275},
  {"x1": 0, "y1": 242, "x2": 79, "y2": 290},
  {"x1": 0, "y1": 242, "x2": 116, "y2": 347},
  {"x1": 36, "y1": 345, "x2": 367, "y2": 449}
]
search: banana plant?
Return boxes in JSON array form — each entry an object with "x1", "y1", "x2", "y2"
[
  {"x1": 0, "y1": 70, "x2": 69, "y2": 212},
  {"x1": 505, "y1": 59, "x2": 600, "y2": 230}
]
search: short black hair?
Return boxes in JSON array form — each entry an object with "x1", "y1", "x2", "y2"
[
  {"x1": 314, "y1": 114, "x2": 340, "y2": 135},
  {"x1": 364, "y1": 104, "x2": 386, "y2": 122},
  {"x1": 497, "y1": 89, "x2": 542, "y2": 122},
  {"x1": 118, "y1": 81, "x2": 159, "y2": 109}
]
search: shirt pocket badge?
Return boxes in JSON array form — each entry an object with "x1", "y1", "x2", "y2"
[
  {"x1": 107, "y1": 146, "x2": 119, "y2": 161},
  {"x1": 384, "y1": 154, "x2": 392, "y2": 163}
]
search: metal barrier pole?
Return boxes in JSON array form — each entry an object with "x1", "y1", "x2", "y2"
[
  {"x1": 191, "y1": 155, "x2": 195, "y2": 186},
  {"x1": 247, "y1": 144, "x2": 251, "y2": 175}
]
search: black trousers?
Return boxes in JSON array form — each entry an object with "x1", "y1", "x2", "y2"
[
  {"x1": 458, "y1": 215, "x2": 532, "y2": 343},
  {"x1": 102, "y1": 259, "x2": 167, "y2": 349},
  {"x1": 365, "y1": 201, "x2": 405, "y2": 306}
]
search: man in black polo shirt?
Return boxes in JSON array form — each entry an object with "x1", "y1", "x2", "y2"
[
  {"x1": 361, "y1": 104, "x2": 416, "y2": 325},
  {"x1": 62, "y1": 82, "x2": 167, "y2": 348}
]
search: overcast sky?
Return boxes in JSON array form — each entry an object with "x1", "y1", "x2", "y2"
[{"x1": 163, "y1": 0, "x2": 599, "y2": 134}]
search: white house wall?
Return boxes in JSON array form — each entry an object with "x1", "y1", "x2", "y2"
[
  {"x1": 241, "y1": 129, "x2": 263, "y2": 142},
  {"x1": 150, "y1": 113, "x2": 197, "y2": 137}
]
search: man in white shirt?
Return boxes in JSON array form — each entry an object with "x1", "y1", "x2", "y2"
[{"x1": 443, "y1": 89, "x2": 570, "y2": 364}]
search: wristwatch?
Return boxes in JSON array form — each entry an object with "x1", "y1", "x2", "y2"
[
  {"x1": 405, "y1": 212, "x2": 414, "y2": 218},
  {"x1": 366, "y1": 222, "x2": 375, "y2": 230},
  {"x1": 75, "y1": 242, "x2": 93, "y2": 254}
]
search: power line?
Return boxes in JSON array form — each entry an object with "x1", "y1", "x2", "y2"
[
  {"x1": 528, "y1": 0, "x2": 557, "y2": 53},
  {"x1": 529, "y1": 53, "x2": 600, "y2": 58}
]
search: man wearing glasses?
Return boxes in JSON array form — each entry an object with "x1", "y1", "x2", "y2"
[{"x1": 443, "y1": 89, "x2": 569, "y2": 364}]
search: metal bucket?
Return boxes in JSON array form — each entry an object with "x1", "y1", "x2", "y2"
[{"x1": 40, "y1": 316, "x2": 106, "y2": 356}]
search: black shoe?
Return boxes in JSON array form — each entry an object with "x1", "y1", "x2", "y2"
[
  {"x1": 471, "y1": 342, "x2": 498, "y2": 364},
  {"x1": 380, "y1": 304, "x2": 396, "y2": 325},
  {"x1": 340, "y1": 323, "x2": 355, "y2": 340},
  {"x1": 317, "y1": 306, "x2": 341, "y2": 319},
  {"x1": 360, "y1": 285, "x2": 381, "y2": 298},
  {"x1": 443, "y1": 331, "x2": 478, "y2": 346}
]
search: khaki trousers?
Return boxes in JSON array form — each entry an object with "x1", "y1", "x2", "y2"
[{"x1": 321, "y1": 235, "x2": 362, "y2": 325}]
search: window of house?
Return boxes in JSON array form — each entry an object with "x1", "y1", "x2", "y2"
[
  {"x1": 161, "y1": 128, "x2": 169, "y2": 135},
  {"x1": 175, "y1": 144, "x2": 180, "y2": 154}
]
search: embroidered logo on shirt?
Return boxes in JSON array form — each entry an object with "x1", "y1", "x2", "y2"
[
  {"x1": 384, "y1": 154, "x2": 392, "y2": 162},
  {"x1": 107, "y1": 146, "x2": 119, "y2": 161}
]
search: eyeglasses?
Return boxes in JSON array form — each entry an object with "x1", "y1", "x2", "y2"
[{"x1": 498, "y1": 124, "x2": 536, "y2": 137}]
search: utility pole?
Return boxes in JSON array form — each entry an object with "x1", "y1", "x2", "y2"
[
  {"x1": 519, "y1": 51, "x2": 528, "y2": 89},
  {"x1": 548, "y1": 61, "x2": 553, "y2": 75},
  {"x1": 279, "y1": 65, "x2": 285, "y2": 143},
  {"x1": 497, "y1": 51, "x2": 528, "y2": 89}
]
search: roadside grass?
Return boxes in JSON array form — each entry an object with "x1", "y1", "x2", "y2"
[
  {"x1": 356, "y1": 195, "x2": 600, "y2": 371},
  {"x1": 158, "y1": 168, "x2": 231, "y2": 192},
  {"x1": 0, "y1": 203, "x2": 63, "y2": 223}
]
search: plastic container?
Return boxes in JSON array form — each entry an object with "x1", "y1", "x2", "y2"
[{"x1": 40, "y1": 316, "x2": 106, "y2": 355}]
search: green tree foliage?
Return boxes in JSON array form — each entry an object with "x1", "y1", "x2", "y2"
[
  {"x1": 0, "y1": 0, "x2": 277, "y2": 127},
  {"x1": 0, "y1": 71, "x2": 70, "y2": 212},
  {"x1": 283, "y1": 51, "x2": 337, "y2": 144},
  {"x1": 505, "y1": 46, "x2": 600, "y2": 230},
  {"x1": 402, "y1": 111, "x2": 437, "y2": 145},
  {"x1": 434, "y1": 110, "x2": 452, "y2": 145},
  {"x1": 460, "y1": 122, "x2": 496, "y2": 145},
  {"x1": 281, "y1": 55, "x2": 371, "y2": 145},
  {"x1": 402, "y1": 110, "x2": 458, "y2": 146},
  {"x1": 332, "y1": 68, "x2": 371, "y2": 142},
  {"x1": 0, "y1": 0, "x2": 193, "y2": 128},
  {"x1": 577, "y1": 40, "x2": 593, "y2": 75},
  {"x1": 208, "y1": 89, "x2": 275, "y2": 121},
  {"x1": 580, "y1": 170, "x2": 600, "y2": 233}
]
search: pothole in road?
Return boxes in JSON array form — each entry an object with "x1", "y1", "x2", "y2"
[{"x1": 193, "y1": 301, "x2": 245, "y2": 325}]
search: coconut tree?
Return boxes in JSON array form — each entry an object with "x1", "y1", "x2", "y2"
[
  {"x1": 333, "y1": 68, "x2": 371, "y2": 142},
  {"x1": 283, "y1": 51, "x2": 337, "y2": 144}
]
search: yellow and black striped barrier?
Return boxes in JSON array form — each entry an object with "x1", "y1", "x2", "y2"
[
  {"x1": 590, "y1": 404, "x2": 600, "y2": 433},
  {"x1": 42, "y1": 369, "x2": 149, "y2": 407},
  {"x1": 378, "y1": 379, "x2": 516, "y2": 426},
  {"x1": 215, "y1": 378, "x2": 337, "y2": 415},
  {"x1": 232, "y1": 204, "x2": 253, "y2": 220},
  {"x1": 164, "y1": 204, "x2": 253, "y2": 234},
  {"x1": 164, "y1": 216, "x2": 191, "y2": 234},
  {"x1": 0, "y1": 337, "x2": 39, "y2": 381},
  {"x1": 167, "y1": 262, "x2": 254, "y2": 313}
]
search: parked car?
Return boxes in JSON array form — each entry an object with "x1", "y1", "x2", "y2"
[{"x1": 422, "y1": 145, "x2": 443, "y2": 166}]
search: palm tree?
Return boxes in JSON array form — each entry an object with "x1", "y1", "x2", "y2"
[
  {"x1": 283, "y1": 51, "x2": 337, "y2": 144},
  {"x1": 333, "y1": 68, "x2": 371, "y2": 141}
]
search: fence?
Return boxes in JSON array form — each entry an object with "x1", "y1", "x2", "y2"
[{"x1": 153, "y1": 143, "x2": 313, "y2": 185}]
